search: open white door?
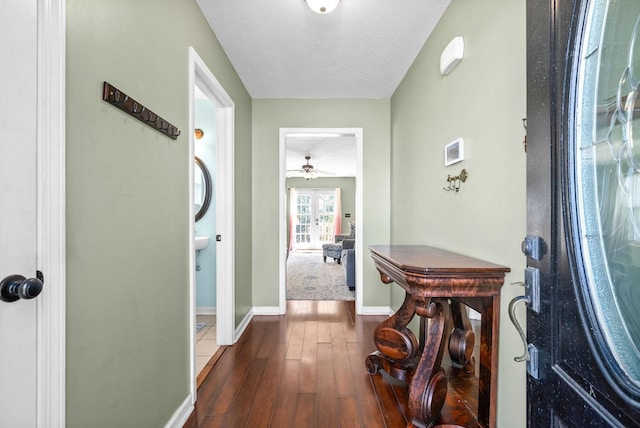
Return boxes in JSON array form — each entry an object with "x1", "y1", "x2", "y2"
[
  {"x1": 0, "y1": 1, "x2": 65, "y2": 426},
  {"x1": 0, "y1": 1, "x2": 40, "y2": 425}
]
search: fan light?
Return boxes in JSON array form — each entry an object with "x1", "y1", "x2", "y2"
[
  {"x1": 305, "y1": 0, "x2": 340, "y2": 14},
  {"x1": 287, "y1": 155, "x2": 333, "y2": 180}
]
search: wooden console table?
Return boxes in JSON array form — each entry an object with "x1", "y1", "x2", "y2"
[{"x1": 367, "y1": 245, "x2": 510, "y2": 428}]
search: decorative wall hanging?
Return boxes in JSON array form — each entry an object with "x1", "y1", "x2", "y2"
[
  {"x1": 443, "y1": 169, "x2": 468, "y2": 192},
  {"x1": 101, "y1": 81, "x2": 181, "y2": 140}
]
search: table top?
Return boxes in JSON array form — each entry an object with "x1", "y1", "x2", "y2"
[{"x1": 369, "y1": 245, "x2": 510, "y2": 276}]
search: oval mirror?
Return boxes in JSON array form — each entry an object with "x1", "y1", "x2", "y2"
[{"x1": 194, "y1": 156, "x2": 212, "y2": 221}]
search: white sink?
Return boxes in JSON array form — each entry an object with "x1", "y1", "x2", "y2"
[{"x1": 195, "y1": 236, "x2": 209, "y2": 250}]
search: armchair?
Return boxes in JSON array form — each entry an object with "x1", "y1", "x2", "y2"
[
  {"x1": 321, "y1": 223, "x2": 356, "y2": 264},
  {"x1": 334, "y1": 222, "x2": 355, "y2": 243}
]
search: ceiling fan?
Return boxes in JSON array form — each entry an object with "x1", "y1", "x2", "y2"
[{"x1": 286, "y1": 155, "x2": 334, "y2": 180}]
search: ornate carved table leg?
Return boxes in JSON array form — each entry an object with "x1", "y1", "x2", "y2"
[
  {"x1": 407, "y1": 298, "x2": 449, "y2": 428},
  {"x1": 448, "y1": 299, "x2": 476, "y2": 373},
  {"x1": 478, "y1": 296, "x2": 498, "y2": 427},
  {"x1": 366, "y1": 291, "x2": 420, "y2": 381}
]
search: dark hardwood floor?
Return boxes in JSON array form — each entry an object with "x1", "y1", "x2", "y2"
[{"x1": 185, "y1": 300, "x2": 481, "y2": 428}]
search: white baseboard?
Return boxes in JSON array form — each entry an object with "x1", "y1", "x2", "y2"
[
  {"x1": 196, "y1": 306, "x2": 216, "y2": 315},
  {"x1": 164, "y1": 395, "x2": 193, "y2": 428},
  {"x1": 360, "y1": 306, "x2": 394, "y2": 316},
  {"x1": 234, "y1": 305, "x2": 390, "y2": 347},
  {"x1": 234, "y1": 308, "x2": 254, "y2": 342},
  {"x1": 252, "y1": 305, "x2": 391, "y2": 316},
  {"x1": 252, "y1": 306, "x2": 282, "y2": 315}
]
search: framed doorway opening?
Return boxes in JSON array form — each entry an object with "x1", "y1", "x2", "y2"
[
  {"x1": 188, "y1": 46, "x2": 235, "y2": 401},
  {"x1": 279, "y1": 128, "x2": 363, "y2": 314}
]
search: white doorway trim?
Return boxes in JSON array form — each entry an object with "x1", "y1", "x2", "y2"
[
  {"x1": 188, "y1": 47, "x2": 235, "y2": 401},
  {"x1": 278, "y1": 128, "x2": 364, "y2": 314},
  {"x1": 37, "y1": 0, "x2": 66, "y2": 425}
]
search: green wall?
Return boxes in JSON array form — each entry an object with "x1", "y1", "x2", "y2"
[
  {"x1": 252, "y1": 99, "x2": 390, "y2": 308},
  {"x1": 65, "y1": 0, "x2": 251, "y2": 426},
  {"x1": 390, "y1": 0, "x2": 527, "y2": 425}
]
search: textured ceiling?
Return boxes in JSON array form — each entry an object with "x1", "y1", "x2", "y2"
[
  {"x1": 286, "y1": 133, "x2": 357, "y2": 177},
  {"x1": 196, "y1": 0, "x2": 451, "y2": 99}
]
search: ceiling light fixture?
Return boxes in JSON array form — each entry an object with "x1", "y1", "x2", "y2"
[
  {"x1": 305, "y1": 0, "x2": 340, "y2": 14},
  {"x1": 287, "y1": 155, "x2": 335, "y2": 179}
]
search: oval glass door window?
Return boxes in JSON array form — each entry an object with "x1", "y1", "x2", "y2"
[{"x1": 573, "y1": 0, "x2": 640, "y2": 391}]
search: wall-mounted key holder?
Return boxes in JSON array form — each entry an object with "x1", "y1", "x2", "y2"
[
  {"x1": 102, "y1": 81, "x2": 181, "y2": 140},
  {"x1": 443, "y1": 168, "x2": 468, "y2": 192}
]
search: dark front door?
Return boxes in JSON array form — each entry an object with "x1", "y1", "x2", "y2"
[{"x1": 525, "y1": 0, "x2": 640, "y2": 425}]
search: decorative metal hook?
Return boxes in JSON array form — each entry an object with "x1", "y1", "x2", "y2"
[
  {"x1": 129, "y1": 102, "x2": 144, "y2": 114},
  {"x1": 443, "y1": 169, "x2": 468, "y2": 192},
  {"x1": 156, "y1": 118, "x2": 169, "y2": 130},
  {"x1": 109, "y1": 90, "x2": 129, "y2": 104},
  {"x1": 443, "y1": 176, "x2": 453, "y2": 191}
]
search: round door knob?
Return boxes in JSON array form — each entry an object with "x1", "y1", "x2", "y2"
[{"x1": 0, "y1": 273, "x2": 44, "y2": 303}]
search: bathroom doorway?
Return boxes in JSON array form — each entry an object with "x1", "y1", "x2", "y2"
[
  {"x1": 189, "y1": 47, "x2": 235, "y2": 397},
  {"x1": 193, "y1": 85, "x2": 219, "y2": 379}
]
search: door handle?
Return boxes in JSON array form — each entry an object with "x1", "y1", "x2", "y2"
[
  {"x1": 508, "y1": 266, "x2": 542, "y2": 361},
  {"x1": 508, "y1": 294, "x2": 530, "y2": 362},
  {"x1": 0, "y1": 271, "x2": 44, "y2": 303},
  {"x1": 509, "y1": 279, "x2": 542, "y2": 379}
]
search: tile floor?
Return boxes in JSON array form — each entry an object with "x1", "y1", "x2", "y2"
[{"x1": 195, "y1": 314, "x2": 219, "y2": 375}]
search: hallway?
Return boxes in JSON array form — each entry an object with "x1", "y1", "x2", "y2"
[{"x1": 187, "y1": 300, "x2": 481, "y2": 427}]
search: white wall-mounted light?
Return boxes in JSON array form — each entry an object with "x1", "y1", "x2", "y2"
[
  {"x1": 305, "y1": 0, "x2": 340, "y2": 14},
  {"x1": 440, "y1": 36, "x2": 464, "y2": 75}
]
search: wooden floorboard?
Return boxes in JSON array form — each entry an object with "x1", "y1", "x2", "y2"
[
  {"x1": 268, "y1": 359, "x2": 301, "y2": 427},
  {"x1": 190, "y1": 300, "x2": 481, "y2": 428}
]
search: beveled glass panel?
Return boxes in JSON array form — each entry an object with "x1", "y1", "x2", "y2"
[{"x1": 574, "y1": 0, "x2": 640, "y2": 386}]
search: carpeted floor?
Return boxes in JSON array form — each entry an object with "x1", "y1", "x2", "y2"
[{"x1": 286, "y1": 250, "x2": 355, "y2": 301}]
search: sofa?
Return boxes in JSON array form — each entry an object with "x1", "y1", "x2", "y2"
[
  {"x1": 341, "y1": 246, "x2": 355, "y2": 290},
  {"x1": 338, "y1": 223, "x2": 356, "y2": 289},
  {"x1": 322, "y1": 223, "x2": 356, "y2": 290}
]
